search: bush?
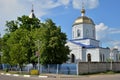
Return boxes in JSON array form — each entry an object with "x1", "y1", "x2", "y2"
[
  {"x1": 30, "y1": 69, "x2": 39, "y2": 75},
  {"x1": 5, "y1": 68, "x2": 9, "y2": 72}
]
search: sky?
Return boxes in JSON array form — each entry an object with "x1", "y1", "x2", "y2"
[{"x1": 0, "y1": 0, "x2": 120, "y2": 50}]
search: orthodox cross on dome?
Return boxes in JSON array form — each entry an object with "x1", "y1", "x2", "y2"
[
  {"x1": 81, "y1": 1, "x2": 85, "y2": 16},
  {"x1": 31, "y1": 4, "x2": 34, "y2": 12}
]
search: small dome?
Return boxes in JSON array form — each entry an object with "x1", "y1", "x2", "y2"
[
  {"x1": 29, "y1": 12, "x2": 36, "y2": 18},
  {"x1": 73, "y1": 16, "x2": 94, "y2": 25},
  {"x1": 29, "y1": 5, "x2": 36, "y2": 18}
]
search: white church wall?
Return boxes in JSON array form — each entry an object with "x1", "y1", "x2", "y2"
[
  {"x1": 72, "y1": 24, "x2": 83, "y2": 39},
  {"x1": 86, "y1": 48, "x2": 100, "y2": 62},
  {"x1": 85, "y1": 48, "x2": 110, "y2": 62},
  {"x1": 74, "y1": 39, "x2": 99, "y2": 47},
  {"x1": 82, "y1": 24, "x2": 95, "y2": 39},
  {"x1": 72, "y1": 24, "x2": 95, "y2": 40},
  {"x1": 90, "y1": 39, "x2": 99, "y2": 47},
  {"x1": 66, "y1": 41, "x2": 83, "y2": 63},
  {"x1": 82, "y1": 48, "x2": 87, "y2": 62}
]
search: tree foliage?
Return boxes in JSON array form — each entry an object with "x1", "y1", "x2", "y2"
[
  {"x1": 2, "y1": 15, "x2": 40, "y2": 67},
  {"x1": 39, "y1": 19, "x2": 70, "y2": 64},
  {"x1": 2, "y1": 16, "x2": 70, "y2": 66}
]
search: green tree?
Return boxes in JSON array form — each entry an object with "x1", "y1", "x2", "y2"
[
  {"x1": 2, "y1": 15, "x2": 70, "y2": 67},
  {"x1": 1, "y1": 34, "x2": 11, "y2": 64},
  {"x1": 38, "y1": 19, "x2": 70, "y2": 64},
  {"x1": 1, "y1": 34, "x2": 17, "y2": 70},
  {"x1": 5, "y1": 21, "x2": 18, "y2": 33},
  {"x1": 5, "y1": 15, "x2": 41, "y2": 33},
  {"x1": 17, "y1": 15, "x2": 41, "y2": 30},
  {"x1": 0, "y1": 35, "x2": 2, "y2": 64},
  {"x1": 2, "y1": 15, "x2": 41, "y2": 69}
]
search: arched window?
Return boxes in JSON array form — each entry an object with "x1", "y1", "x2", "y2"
[
  {"x1": 100, "y1": 54, "x2": 102, "y2": 62},
  {"x1": 72, "y1": 31, "x2": 74, "y2": 38},
  {"x1": 116, "y1": 54, "x2": 118, "y2": 62},
  {"x1": 71, "y1": 54, "x2": 75, "y2": 63},
  {"x1": 87, "y1": 53, "x2": 91, "y2": 62},
  {"x1": 86, "y1": 29, "x2": 89, "y2": 37},
  {"x1": 77, "y1": 29, "x2": 80, "y2": 37},
  {"x1": 103, "y1": 54, "x2": 105, "y2": 62},
  {"x1": 93, "y1": 29, "x2": 95, "y2": 37}
]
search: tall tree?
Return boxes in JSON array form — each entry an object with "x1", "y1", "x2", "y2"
[
  {"x1": 2, "y1": 15, "x2": 70, "y2": 67},
  {"x1": 39, "y1": 19, "x2": 70, "y2": 64},
  {"x1": 2, "y1": 15, "x2": 41, "y2": 68}
]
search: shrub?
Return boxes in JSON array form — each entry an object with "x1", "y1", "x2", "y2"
[
  {"x1": 30, "y1": 69, "x2": 39, "y2": 75},
  {"x1": 5, "y1": 68, "x2": 9, "y2": 72}
]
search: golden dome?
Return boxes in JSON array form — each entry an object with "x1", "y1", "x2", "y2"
[
  {"x1": 73, "y1": 8, "x2": 94, "y2": 26},
  {"x1": 73, "y1": 16, "x2": 94, "y2": 25}
]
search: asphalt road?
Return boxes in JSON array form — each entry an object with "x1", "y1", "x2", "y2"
[{"x1": 0, "y1": 74, "x2": 120, "y2": 80}]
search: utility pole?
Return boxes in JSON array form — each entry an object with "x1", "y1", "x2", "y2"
[
  {"x1": 37, "y1": 40, "x2": 40, "y2": 73},
  {"x1": 110, "y1": 49, "x2": 113, "y2": 71},
  {"x1": 35, "y1": 40, "x2": 41, "y2": 74},
  {"x1": 0, "y1": 34, "x2": 1, "y2": 64}
]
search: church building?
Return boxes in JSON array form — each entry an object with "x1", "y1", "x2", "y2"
[{"x1": 66, "y1": 8, "x2": 120, "y2": 63}]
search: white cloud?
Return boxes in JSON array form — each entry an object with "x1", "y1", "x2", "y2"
[
  {"x1": 96, "y1": 23, "x2": 120, "y2": 40},
  {"x1": 96, "y1": 23, "x2": 120, "y2": 50},
  {"x1": 109, "y1": 41, "x2": 120, "y2": 50},
  {"x1": 109, "y1": 28, "x2": 120, "y2": 34},
  {"x1": 29, "y1": 0, "x2": 70, "y2": 10},
  {"x1": 95, "y1": 23, "x2": 109, "y2": 40},
  {"x1": 0, "y1": 0, "x2": 71, "y2": 36},
  {"x1": 58, "y1": 0, "x2": 70, "y2": 6},
  {"x1": 72, "y1": 0, "x2": 99, "y2": 9}
]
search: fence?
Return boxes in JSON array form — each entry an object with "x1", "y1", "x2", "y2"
[
  {"x1": 78, "y1": 62, "x2": 120, "y2": 74},
  {"x1": 2, "y1": 62, "x2": 120, "y2": 75},
  {"x1": 0, "y1": 63, "x2": 77, "y2": 75},
  {"x1": 40, "y1": 63, "x2": 76, "y2": 75}
]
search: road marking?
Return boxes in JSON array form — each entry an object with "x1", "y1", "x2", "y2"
[
  {"x1": 1, "y1": 73, "x2": 4, "y2": 75},
  {"x1": 23, "y1": 75, "x2": 30, "y2": 77},
  {"x1": 38, "y1": 75, "x2": 48, "y2": 78},
  {"x1": 6, "y1": 73, "x2": 11, "y2": 76},
  {"x1": 13, "y1": 74, "x2": 19, "y2": 77}
]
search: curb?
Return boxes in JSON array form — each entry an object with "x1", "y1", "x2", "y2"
[{"x1": 0, "y1": 73, "x2": 48, "y2": 78}]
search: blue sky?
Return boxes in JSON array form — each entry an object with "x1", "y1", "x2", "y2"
[{"x1": 0, "y1": 0, "x2": 120, "y2": 49}]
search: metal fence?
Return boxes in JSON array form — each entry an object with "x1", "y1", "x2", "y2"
[
  {"x1": 0, "y1": 63, "x2": 77, "y2": 75},
  {"x1": 40, "y1": 63, "x2": 77, "y2": 75}
]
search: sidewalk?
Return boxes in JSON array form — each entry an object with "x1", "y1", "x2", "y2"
[
  {"x1": 0, "y1": 71, "x2": 81, "y2": 78},
  {"x1": 41, "y1": 73, "x2": 80, "y2": 78}
]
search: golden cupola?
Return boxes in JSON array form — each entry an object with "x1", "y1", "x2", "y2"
[{"x1": 73, "y1": 8, "x2": 94, "y2": 25}]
